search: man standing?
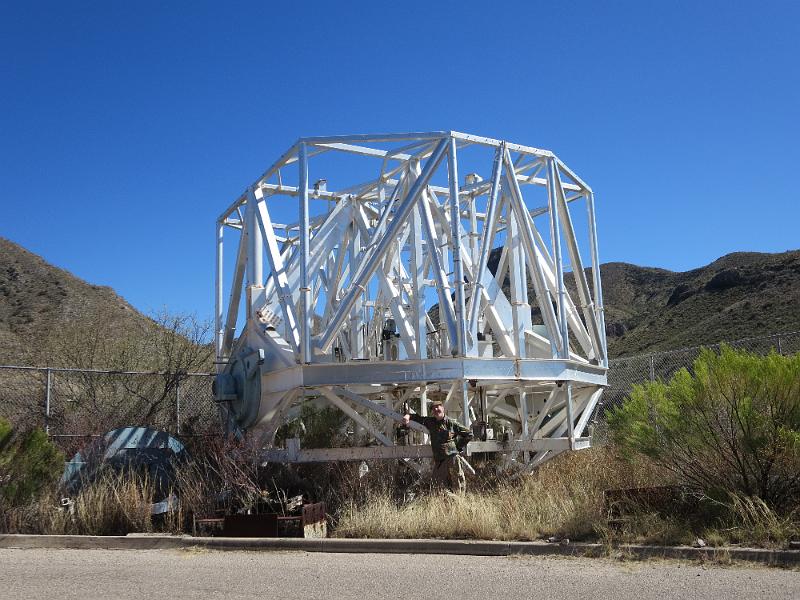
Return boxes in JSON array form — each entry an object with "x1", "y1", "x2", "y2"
[{"x1": 401, "y1": 400, "x2": 473, "y2": 493}]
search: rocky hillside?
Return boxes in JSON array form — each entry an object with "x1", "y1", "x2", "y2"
[
  {"x1": 0, "y1": 237, "x2": 151, "y2": 365},
  {"x1": 600, "y1": 250, "x2": 800, "y2": 357}
]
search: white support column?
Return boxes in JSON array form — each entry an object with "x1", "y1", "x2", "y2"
[
  {"x1": 467, "y1": 146, "x2": 503, "y2": 348},
  {"x1": 502, "y1": 150, "x2": 561, "y2": 357},
  {"x1": 246, "y1": 186, "x2": 263, "y2": 322},
  {"x1": 553, "y1": 168, "x2": 603, "y2": 362},
  {"x1": 419, "y1": 385, "x2": 429, "y2": 444},
  {"x1": 419, "y1": 190, "x2": 459, "y2": 347},
  {"x1": 466, "y1": 191, "x2": 479, "y2": 356},
  {"x1": 349, "y1": 221, "x2": 364, "y2": 358},
  {"x1": 546, "y1": 158, "x2": 571, "y2": 360},
  {"x1": 410, "y1": 204, "x2": 427, "y2": 359},
  {"x1": 447, "y1": 137, "x2": 468, "y2": 357},
  {"x1": 460, "y1": 379, "x2": 471, "y2": 428},
  {"x1": 222, "y1": 223, "x2": 248, "y2": 356},
  {"x1": 215, "y1": 221, "x2": 224, "y2": 367},
  {"x1": 574, "y1": 388, "x2": 603, "y2": 438},
  {"x1": 246, "y1": 198, "x2": 263, "y2": 288},
  {"x1": 519, "y1": 388, "x2": 530, "y2": 440},
  {"x1": 508, "y1": 207, "x2": 531, "y2": 358},
  {"x1": 299, "y1": 143, "x2": 312, "y2": 363},
  {"x1": 587, "y1": 191, "x2": 608, "y2": 366},
  {"x1": 468, "y1": 193, "x2": 479, "y2": 276},
  {"x1": 565, "y1": 381, "x2": 576, "y2": 448}
]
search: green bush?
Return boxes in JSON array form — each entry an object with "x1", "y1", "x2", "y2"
[
  {"x1": 276, "y1": 402, "x2": 348, "y2": 449},
  {"x1": 607, "y1": 345, "x2": 800, "y2": 510},
  {"x1": 0, "y1": 417, "x2": 64, "y2": 509}
]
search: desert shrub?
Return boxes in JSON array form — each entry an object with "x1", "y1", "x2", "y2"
[
  {"x1": 607, "y1": 345, "x2": 800, "y2": 510},
  {"x1": 0, "y1": 417, "x2": 63, "y2": 511},
  {"x1": 275, "y1": 402, "x2": 349, "y2": 450},
  {"x1": 172, "y1": 436, "x2": 263, "y2": 520},
  {"x1": 22, "y1": 309, "x2": 215, "y2": 437}
]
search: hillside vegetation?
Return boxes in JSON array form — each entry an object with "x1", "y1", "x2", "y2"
[
  {"x1": 0, "y1": 238, "x2": 151, "y2": 366},
  {"x1": 0, "y1": 237, "x2": 212, "y2": 372},
  {"x1": 601, "y1": 250, "x2": 800, "y2": 356}
]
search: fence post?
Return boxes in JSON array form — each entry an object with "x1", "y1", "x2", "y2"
[
  {"x1": 777, "y1": 334, "x2": 783, "y2": 355},
  {"x1": 649, "y1": 355, "x2": 655, "y2": 382},
  {"x1": 44, "y1": 368, "x2": 52, "y2": 435}
]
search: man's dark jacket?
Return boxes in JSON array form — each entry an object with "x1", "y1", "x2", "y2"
[{"x1": 409, "y1": 414, "x2": 472, "y2": 461}]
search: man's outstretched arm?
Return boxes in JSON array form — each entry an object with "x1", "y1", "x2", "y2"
[{"x1": 401, "y1": 413, "x2": 426, "y2": 427}]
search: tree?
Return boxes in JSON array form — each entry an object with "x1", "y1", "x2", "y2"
[
  {"x1": 32, "y1": 309, "x2": 214, "y2": 435},
  {"x1": 0, "y1": 417, "x2": 63, "y2": 509},
  {"x1": 607, "y1": 345, "x2": 800, "y2": 510}
]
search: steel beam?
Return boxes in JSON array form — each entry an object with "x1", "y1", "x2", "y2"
[
  {"x1": 298, "y1": 143, "x2": 312, "y2": 363},
  {"x1": 447, "y1": 137, "x2": 468, "y2": 357},
  {"x1": 318, "y1": 138, "x2": 449, "y2": 353}
]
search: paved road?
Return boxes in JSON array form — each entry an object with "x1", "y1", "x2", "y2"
[{"x1": 1, "y1": 548, "x2": 797, "y2": 600}]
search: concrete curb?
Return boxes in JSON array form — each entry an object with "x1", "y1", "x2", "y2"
[{"x1": 1, "y1": 534, "x2": 798, "y2": 567}]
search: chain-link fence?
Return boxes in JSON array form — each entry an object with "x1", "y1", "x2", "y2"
[
  {"x1": 2, "y1": 330, "x2": 798, "y2": 450},
  {"x1": 601, "y1": 330, "x2": 800, "y2": 418},
  {"x1": 0, "y1": 366, "x2": 217, "y2": 452}
]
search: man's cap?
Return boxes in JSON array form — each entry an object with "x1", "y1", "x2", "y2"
[{"x1": 429, "y1": 400, "x2": 444, "y2": 408}]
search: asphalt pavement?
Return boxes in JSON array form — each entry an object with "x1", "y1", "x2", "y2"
[{"x1": 1, "y1": 548, "x2": 797, "y2": 600}]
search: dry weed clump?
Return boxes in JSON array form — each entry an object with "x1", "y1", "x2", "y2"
[
  {"x1": 706, "y1": 493, "x2": 800, "y2": 548},
  {"x1": 67, "y1": 471, "x2": 158, "y2": 534},
  {"x1": 335, "y1": 447, "x2": 670, "y2": 541},
  {"x1": 335, "y1": 492, "x2": 502, "y2": 539},
  {"x1": 171, "y1": 436, "x2": 263, "y2": 520},
  {"x1": 6, "y1": 470, "x2": 158, "y2": 535}
]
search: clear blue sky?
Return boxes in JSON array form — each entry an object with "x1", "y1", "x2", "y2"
[{"x1": 2, "y1": 1, "x2": 798, "y2": 322}]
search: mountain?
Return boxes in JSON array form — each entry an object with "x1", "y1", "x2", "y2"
[
  {"x1": 599, "y1": 250, "x2": 800, "y2": 357},
  {"x1": 0, "y1": 237, "x2": 150, "y2": 365}
]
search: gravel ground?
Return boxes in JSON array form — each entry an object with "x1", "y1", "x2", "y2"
[{"x1": 1, "y1": 548, "x2": 797, "y2": 600}]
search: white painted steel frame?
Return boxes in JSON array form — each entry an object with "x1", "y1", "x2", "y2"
[{"x1": 214, "y1": 131, "x2": 607, "y2": 467}]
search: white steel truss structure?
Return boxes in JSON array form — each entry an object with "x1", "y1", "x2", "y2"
[{"x1": 214, "y1": 131, "x2": 607, "y2": 467}]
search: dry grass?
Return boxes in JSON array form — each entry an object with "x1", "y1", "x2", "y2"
[
  {"x1": 706, "y1": 494, "x2": 800, "y2": 548},
  {"x1": 4, "y1": 443, "x2": 796, "y2": 546},
  {"x1": 6, "y1": 470, "x2": 161, "y2": 535},
  {"x1": 336, "y1": 448, "x2": 799, "y2": 547},
  {"x1": 335, "y1": 447, "x2": 670, "y2": 541}
]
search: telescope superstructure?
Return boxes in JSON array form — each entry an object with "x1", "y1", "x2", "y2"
[{"x1": 214, "y1": 131, "x2": 607, "y2": 467}]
